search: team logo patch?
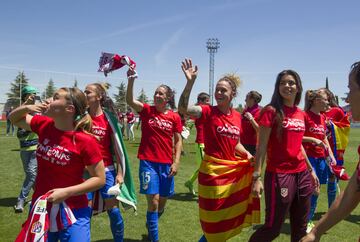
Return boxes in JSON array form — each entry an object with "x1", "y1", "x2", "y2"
[
  {"x1": 31, "y1": 221, "x2": 43, "y2": 233},
  {"x1": 280, "y1": 188, "x2": 288, "y2": 198}
]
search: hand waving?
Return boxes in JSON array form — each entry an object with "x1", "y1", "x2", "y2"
[{"x1": 181, "y1": 58, "x2": 198, "y2": 83}]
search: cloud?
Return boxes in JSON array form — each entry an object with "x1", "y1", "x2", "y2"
[{"x1": 154, "y1": 28, "x2": 184, "y2": 66}]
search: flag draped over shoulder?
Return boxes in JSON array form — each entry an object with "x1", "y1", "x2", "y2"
[
  {"x1": 198, "y1": 154, "x2": 260, "y2": 242},
  {"x1": 105, "y1": 110, "x2": 137, "y2": 211},
  {"x1": 328, "y1": 114, "x2": 350, "y2": 165}
]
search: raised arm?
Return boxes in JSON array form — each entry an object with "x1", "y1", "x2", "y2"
[
  {"x1": 178, "y1": 58, "x2": 201, "y2": 119},
  {"x1": 8, "y1": 104, "x2": 48, "y2": 131},
  {"x1": 126, "y1": 68, "x2": 144, "y2": 113}
]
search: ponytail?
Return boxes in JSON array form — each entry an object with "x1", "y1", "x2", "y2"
[{"x1": 61, "y1": 87, "x2": 93, "y2": 133}]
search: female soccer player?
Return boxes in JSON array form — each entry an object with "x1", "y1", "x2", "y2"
[
  {"x1": 184, "y1": 92, "x2": 210, "y2": 195},
  {"x1": 241, "y1": 90, "x2": 262, "y2": 156},
  {"x1": 178, "y1": 58, "x2": 259, "y2": 242},
  {"x1": 85, "y1": 83, "x2": 125, "y2": 242},
  {"x1": 250, "y1": 70, "x2": 319, "y2": 242},
  {"x1": 10, "y1": 87, "x2": 105, "y2": 241},
  {"x1": 302, "y1": 89, "x2": 337, "y2": 232},
  {"x1": 126, "y1": 68, "x2": 182, "y2": 242}
]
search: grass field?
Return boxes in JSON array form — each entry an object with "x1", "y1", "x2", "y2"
[{"x1": 0, "y1": 121, "x2": 359, "y2": 242}]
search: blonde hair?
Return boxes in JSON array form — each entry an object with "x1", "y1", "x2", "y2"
[
  {"x1": 218, "y1": 73, "x2": 242, "y2": 97},
  {"x1": 88, "y1": 82, "x2": 119, "y2": 119}
]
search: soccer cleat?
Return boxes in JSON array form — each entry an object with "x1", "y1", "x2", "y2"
[
  {"x1": 306, "y1": 221, "x2": 315, "y2": 233},
  {"x1": 14, "y1": 199, "x2": 25, "y2": 213},
  {"x1": 184, "y1": 180, "x2": 196, "y2": 195}
]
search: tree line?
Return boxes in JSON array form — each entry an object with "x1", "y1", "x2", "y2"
[{"x1": 4, "y1": 72, "x2": 150, "y2": 113}]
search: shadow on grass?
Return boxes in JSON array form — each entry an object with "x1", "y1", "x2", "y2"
[
  {"x1": 11, "y1": 148, "x2": 20, "y2": 151},
  {"x1": 94, "y1": 234, "x2": 148, "y2": 242},
  {"x1": 169, "y1": 192, "x2": 198, "y2": 202},
  {"x1": 314, "y1": 211, "x2": 360, "y2": 225},
  {"x1": 0, "y1": 197, "x2": 17, "y2": 207}
]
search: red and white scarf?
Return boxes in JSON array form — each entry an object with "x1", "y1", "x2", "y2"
[
  {"x1": 98, "y1": 52, "x2": 136, "y2": 77},
  {"x1": 15, "y1": 194, "x2": 77, "y2": 242}
]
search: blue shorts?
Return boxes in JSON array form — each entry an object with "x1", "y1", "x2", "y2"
[
  {"x1": 88, "y1": 169, "x2": 116, "y2": 201},
  {"x1": 309, "y1": 157, "x2": 331, "y2": 184},
  {"x1": 47, "y1": 207, "x2": 91, "y2": 242},
  {"x1": 139, "y1": 160, "x2": 174, "y2": 197}
]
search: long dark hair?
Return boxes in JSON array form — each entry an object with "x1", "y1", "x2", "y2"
[
  {"x1": 159, "y1": 84, "x2": 176, "y2": 110},
  {"x1": 265, "y1": 70, "x2": 303, "y2": 136},
  {"x1": 350, "y1": 61, "x2": 360, "y2": 87}
]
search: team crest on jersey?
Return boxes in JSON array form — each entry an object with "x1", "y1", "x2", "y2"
[
  {"x1": 280, "y1": 188, "x2": 288, "y2": 198},
  {"x1": 31, "y1": 221, "x2": 43, "y2": 233}
]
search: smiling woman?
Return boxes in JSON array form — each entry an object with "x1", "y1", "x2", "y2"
[
  {"x1": 125, "y1": 67, "x2": 182, "y2": 242},
  {"x1": 178, "y1": 58, "x2": 259, "y2": 242},
  {"x1": 250, "y1": 70, "x2": 319, "y2": 242}
]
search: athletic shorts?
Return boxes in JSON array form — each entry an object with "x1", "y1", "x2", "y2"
[
  {"x1": 47, "y1": 207, "x2": 91, "y2": 242},
  {"x1": 88, "y1": 168, "x2": 117, "y2": 201},
  {"x1": 139, "y1": 160, "x2": 174, "y2": 197},
  {"x1": 309, "y1": 157, "x2": 330, "y2": 184}
]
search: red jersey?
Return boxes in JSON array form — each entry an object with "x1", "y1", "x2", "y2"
[
  {"x1": 303, "y1": 111, "x2": 326, "y2": 158},
  {"x1": 195, "y1": 117, "x2": 205, "y2": 144},
  {"x1": 91, "y1": 113, "x2": 114, "y2": 167},
  {"x1": 30, "y1": 115, "x2": 102, "y2": 209},
  {"x1": 138, "y1": 104, "x2": 182, "y2": 164},
  {"x1": 200, "y1": 105, "x2": 241, "y2": 161},
  {"x1": 324, "y1": 107, "x2": 345, "y2": 122},
  {"x1": 126, "y1": 112, "x2": 135, "y2": 124},
  {"x1": 240, "y1": 104, "x2": 261, "y2": 146},
  {"x1": 259, "y1": 106, "x2": 307, "y2": 173}
]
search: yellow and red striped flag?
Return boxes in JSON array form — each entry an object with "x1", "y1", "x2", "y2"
[{"x1": 198, "y1": 154, "x2": 260, "y2": 242}]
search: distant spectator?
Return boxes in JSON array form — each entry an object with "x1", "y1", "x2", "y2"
[
  {"x1": 14, "y1": 86, "x2": 39, "y2": 213},
  {"x1": 6, "y1": 106, "x2": 15, "y2": 136},
  {"x1": 126, "y1": 107, "x2": 135, "y2": 141}
]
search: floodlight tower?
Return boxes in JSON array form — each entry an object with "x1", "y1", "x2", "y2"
[{"x1": 206, "y1": 38, "x2": 220, "y2": 105}]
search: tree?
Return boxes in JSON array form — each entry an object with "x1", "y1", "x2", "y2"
[
  {"x1": 6, "y1": 71, "x2": 29, "y2": 107},
  {"x1": 235, "y1": 103, "x2": 243, "y2": 113},
  {"x1": 137, "y1": 88, "x2": 149, "y2": 104},
  {"x1": 42, "y1": 79, "x2": 56, "y2": 99},
  {"x1": 113, "y1": 82, "x2": 127, "y2": 113}
]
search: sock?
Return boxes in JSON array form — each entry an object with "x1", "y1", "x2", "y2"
[
  {"x1": 107, "y1": 208, "x2": 124, "y2": 242},
  {"x1": 308, "y1": 194, "x2": 318, "y2": 221},
  {"x1": 199, "y1": 235, "x2": 208, "y2": 242},
  {"x1": 158, "y1": 209, "x2": 164, "y2": 219},
  {"x1": 147, "y1": 211, "x2": 159, "y2": 242},
  {"x1": 189, "y1": 169, "x2": 199, "y2": 184},
  {"x1": 327, "y1": 181, "x2": 337, "y2": 208}
]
